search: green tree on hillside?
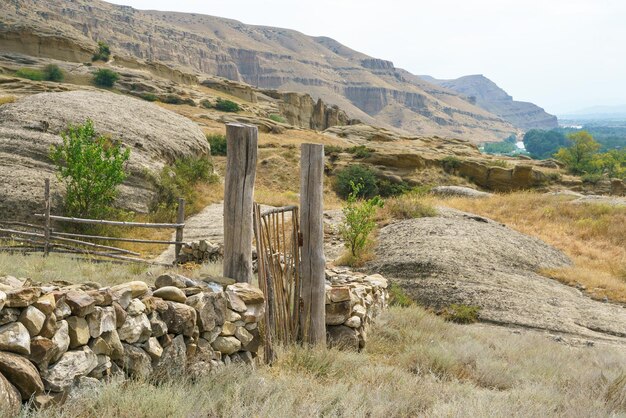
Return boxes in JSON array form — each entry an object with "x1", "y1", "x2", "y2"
[
  {"x1": 555, "y1": 131, "x2": 600, "y2": 175},
  {"x1": 50, "y1": 120, "x2": 130, "y2": 218},
  {"x1": 523, "y1": 129, "x2": 570, "y2": 159}
]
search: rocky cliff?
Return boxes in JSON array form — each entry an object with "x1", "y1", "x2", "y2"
[
  {"x1": 0, "y1": 0, "x2": 518, "y2": 142},
  {"x1": 421, "y1": 75, "x2": 558, "y2": 131}
]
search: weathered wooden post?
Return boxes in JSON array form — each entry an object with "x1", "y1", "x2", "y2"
[
  {"x1": 299, "y1": 143, "x2": 326, "y2": 345},
  {"x1": 223, "y1": 123, "x2": 258, "y2": 283},
  {"x1": 43, "y1": 178, "x2": 51, "y2": 257},
  {"x1": 174, "y1": 198, "x2": 185, "y2": 264}
]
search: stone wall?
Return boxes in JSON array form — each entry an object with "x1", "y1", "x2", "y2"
[
  {"x1": 176, "y1": 240, "x2": 223, "y2": 264},
  {"x1": 0, "y1": 274, "x2": 264, "y2": 412},
  {"x1": 325, "y1": 268, "x2": 388, "y2": 350}
]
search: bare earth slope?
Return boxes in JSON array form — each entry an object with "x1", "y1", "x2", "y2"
[
  {"x1": 0, "y1": 90, "x2": 209, "y2": 218},
  {"x1": 422, "y1": 74, "x2": 558, "y2": 130},
  {"x1": 368, "y1": 208, "x2": 626, "y2": 344},
  {"x1": 1, "y1": 0, "x2": 519, "y2": 142}
]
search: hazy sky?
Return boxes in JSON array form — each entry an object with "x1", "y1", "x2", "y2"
[{"x1": 107, "y1": 0, "x2": 626, "y2": 114}]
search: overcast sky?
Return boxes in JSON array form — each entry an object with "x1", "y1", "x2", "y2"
[{"x1": 107, "y1": 0, "x2": 626, "y2": 115}]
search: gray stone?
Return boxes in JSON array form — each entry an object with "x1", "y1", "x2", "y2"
[
  {"x1": 0, "y1": 351, "x2": 44, "y2": 399},
  {"x1": 111, "y1": 281, "x2": 149, "y2": 299},
  {"x1": 120, "y1": 344, "x2": 152, "y2": 379},
  {"x1": 155, "y1": 273, "x2": 191, "y2": 289},
  {"x1": 0, "y1": 322, "x2": 31, "y2": 355},
  {"x1": 326, "y1": 301, "x2": 352, "y2": 325},
  {"x1": 226, "y1": 283, "x2": 264, "y2": 304},
  {"x1": 148, "y1": 312, "x2": 168, "y2": 337},
  {"x1": 225, "y1": 291, "x2": 247, "y2": 312},
  {"x1": 29, "y1": 337, "x2": 56, "y2": 370},
  {"x1": 86, "y1": 306, "x2": 116, "y2": 338},
  {"x1": 39, "y1": 312, "x2": 58, "y2": 339},
  {"x1": 242, "y1": 303, "x2": 264, "y2": 323},
  {"x1": 186, "y1": 292, "x2": 217, "y2": 331},
  {"x1": 327, "y1": 325, "x2": 359, "y2": 350},
  {"x1": 158, "y1": 301, "x2": 197, "y2": 337},
  {"x1": 153, "y1": 286, "x2": 187, "y2": 303},
  {"x1": 153, "y1": 335, "x2": 186, "y2": 380},
  {"x1": 234, "y1": 327, "x2": 253, "y2": 346},
  {"x1": 18, "y1": 306, "x2": 46, "y2": 336},
  {"x1": 33, "y1": 293, "x2": 56, "y2": 315},
  {"x1": 66, "y1": 316, "x2": 90, "y2": 348},
  {"x1": 118, "y1": 313, "x2": 151, "y2": 344},
  {"x1": 101, "y1": 330, "x2": 124, "y2": 361},
  {"x1": 345, "y1": 316, "x2": 362, "y2": 328},
  {"x1": 0, "y1": 307, "x2": 20, "y2": 326},
  {"x1": 142, "y1": 337, "x2": 163, "y2": 361},
  {"x1": 209, "y1": 292, "x2": 228, "y2": 325},
  {"x1": 65, "y1": 291, "x2": 96, "y2": 317},
  {"x1": 0, "y1": 371, "x2": 21, "y2": 416},
  {"x1": 4, "y1": 287, "x2": 41, "y2": 308},
  {"x1": 88, "y1": 355, "x2": 112, "y2": 379},
  {"x1": 42, "y1": 347, "x2": 98, "y2": 392},
  {"x1": 211, "y1": 336, "x2": 241, "y2": 355},
  {"x1": 0, "y1": 290, "x2": 6, "y2": 312},
  {"x1": 53, "y1": 299, "x2": 71, "y2": 320},
  {"x1": 50, "y1": 320, "x2": 70, "y2": 363},
  {"x1": 126, "y1": 298, "x2": 146, "y2": 316}
]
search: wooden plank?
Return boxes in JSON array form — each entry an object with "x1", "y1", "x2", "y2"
[
  {"x1": 174, "y1": 198, "x2": 185, "y2": 263},
  {"x1": 223, "y1": 123, "x2": 258, "y2": 283},
  {"x1": 0, "y1": 221, "x2": 45, "y2": 230},
  {"x1": 50, "y1": 232, "x2": 183, "y2": 245},
  {"x1": 299, "y1": 143, "x2": 326, "y2": 345},
  {"x1": 44, "y1": 179, "x2": 51, "y2": 257},
  {"x1": 34, "y1": 214, "x2": 183, "y2": 229}
]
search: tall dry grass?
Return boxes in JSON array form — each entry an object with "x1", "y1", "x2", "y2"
[
  {"x1": 18, "y1": 306, "x2": 626, "y2": 418},
  {"x1": 434, "y1": 191, "x2": 626, "y2": 302}
]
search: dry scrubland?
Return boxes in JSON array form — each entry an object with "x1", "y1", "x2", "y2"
[
  {"x1": 433, "y1": 192, "x2": 626, "y2": 303},
  {"x1": 2, "y1": 301, "x2": 622, "y2": 417}
]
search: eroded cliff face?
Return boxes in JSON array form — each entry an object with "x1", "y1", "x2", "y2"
[
  {"x1": 0, "y1": 0, "x2": 518, "y2": 142},
  {"x1": 422, "y1": 75, "x2": 558, "y2": 131}
]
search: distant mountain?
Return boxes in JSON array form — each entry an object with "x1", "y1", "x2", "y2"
[
  {"x1": 421, "y1": 75, "x2": 558, "y2": 131},
  {"x1": 0, "y1": 0, "x2": 519, "y2": 142},
  {"x1": 560, "y1": 105, "x2": 626, "y2": 120}
]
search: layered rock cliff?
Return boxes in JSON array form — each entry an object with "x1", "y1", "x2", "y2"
[
  {"x1": 421, "y1": 75, "x2": 558, "y2": 131},
  {"x1": 0, "y1": 0, "x2": 520, "y2": 142}
]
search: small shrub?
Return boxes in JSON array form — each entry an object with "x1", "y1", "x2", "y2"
[
  {"x1": 340, "y1": 181, "x2": 384, "y2": 258},
  {"x1": 93, "y1": 68, "x2": 119, "y2": 88},
  {"x1": 200, "y1": 99, "x2": 212, "y2": 109},
  {"x1": 42, "y1": 64, "x2": 64, "y2": 82},
  {"x1": 442, "y1": 304, "x2": 480, "y2": 324},
  {"x1": 441, "y1": 156, "x2": 462, "y2": 172},
  {"x1": 335, "y1": 165, "x2": 379, "y2": 199},
  {"x1": 49, "y1": 119, "x2": 130, "y2": 219},
  {"x1": 324, "y1": 145, "x2": 344, "y2": 156},
  {"x1": 207, "y1": 133, "x2": 227, "y2": 156},
  {"x1": 489, "y1": 159, "x2": 511, "y2": 168},
  {"x1": 581, "y1": 173, "x2": 604, "y2": 184},
  {"x1": 389, "y1": 283, "x2": 414, "y2": 307},
  {"x1": 139, "y1": 93, "x2": 157, "y2": 102},
  {"x1": 214, "y1": 98, "x2": 240, "y2": 112},
  {"x1": 0, "y1": 96, "x2": 16, "y2": 106},
  {"x1": 377, "y1": 179, "x2": 410, "y2": 197},
  {"x1": 346, "y1": 145, "x2": 374, "y2": 159},
  {"x1": 386, "y1": 194, "x2": 437, "y2": 219},
  {"x1": 92, "y1": 41, "x2": 111, "y2": 62},
  {"x1": 161, "y1": 95, "x2": 195, "y2": 106},
  {"x1": 15, "y1": 68, "x2": 44, "y2": 81},
  {"x1": 269, "y1": 114, "x2": 286, "y2": 123}
]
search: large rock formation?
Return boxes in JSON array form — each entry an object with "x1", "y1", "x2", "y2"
[
  {"x1": 0, "y1": 90, "x2": 209, "y2": 219},
  {"x1": 421, "y1": 74, "x2": 558, "y2": 130},
  {"x1": 0, "y1": 0, "x2": 519, "y2": 142}
]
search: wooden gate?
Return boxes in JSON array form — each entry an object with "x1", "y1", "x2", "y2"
[{"x1": 253, "y1": 203, "x2": 302, "y2": 362}]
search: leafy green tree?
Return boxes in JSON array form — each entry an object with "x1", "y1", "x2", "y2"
[
  {"x1": 523, "y1": 129, "x2": 570, "y2": 159},
  {"x1": 593, "y1": 149, "x2": 626, "y2": 179},
  {"x1": 206, "y1": 133, "x2": 227, "y2": 156},
  {"x1": 50, "y1": 120, "x2": 130, "y2": 218},
  {"x1": 42, "y1": 64, "x2": 64, "y2": 82},
  {"x1": 555, "y1": 131, "x2": 601, "y2": 175},
  {"x1": 340, "y1": 182, "x2": 384, "y2": 258},
  {"x1": 483, "y1": 141, "x2": 516, "y2": 154},
  {"x1": 504, "y1": 134, "x2": 518, "y2": 144},
  {"x1": 93, "y1": 68, "x2": 119, "y2": 88}
]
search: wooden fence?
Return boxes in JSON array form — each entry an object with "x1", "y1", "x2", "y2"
[{"x1": 0, "y1": 179, "x2": 185, "y2": 265}]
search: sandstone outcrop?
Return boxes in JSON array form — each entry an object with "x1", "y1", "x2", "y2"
[{"x1": 0, "y1": 90, "x2": 210, "y2": 219}]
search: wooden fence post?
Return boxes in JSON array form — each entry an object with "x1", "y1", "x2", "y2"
[
  {"x1": 223, "y1": 123, "x2": 258, "y2": 283},
  {"x1": 43, "y1": 179, "x2": 51, "y2": 257},
  {"x1": 174, "y1": 198, "x2": 185, "y2": 264},
  {"x1": 299, "y1": 143, "x2": 326, "y2": 345}
]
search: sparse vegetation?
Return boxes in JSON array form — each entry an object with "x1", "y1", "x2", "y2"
[
  {"x1": 488, "y1": 159, "x2": 511, "y2": 168},
  {"x1": 93, "y1": 68, "x2": 119, "y2": 88},
  {"x1": 323, "y1": 145, "x2": 344, "y2": 156},
  {"x1": 49, "y1": 119, "x2": 130, "y2": 219},
  {"x1": 207, "y1": 133, "x2": 227, "y2": 156},
  {"x1": 441, "y1": 304, "x2": 481, "y2": 324},
  {"x1": 15, "y1": 67, "x2": 44, "y2": 81},
  {"x1": 384, "y1": 191, "x2": 437, "y2": 219},
  {"x1": 388, "y1": 282, "x2": 414, "y2": 307},
  {"x1": 92, "y1": 41, "x2": 111, "y2": 62},
  {"x1": 441, "y1": 155, "x2": 462, "y2": 172},
  {"x1": 0, "y1": 95, "x2": 16, "y2": 106},
  {"x1": 345, "y1": 145, "x2": 374, "y2": 159},
  {"x1": 339, "y1": 181, "x2": 384, "y2": 259},
  {"x1": 162, "y1": 94, "x2": 195, "y2": 106},
  {"x1": 269, "y1": 114, "x2": 286, "y2": 123},
  {"x1": 139, "y1": 92, "x2": 158, "y2": 102},
  {"x1": 42, "y1": 64, "x2": 64, "y2": 82},
  {"x1": 214, "y1": 98, "x2": 240, "y2": 112}
]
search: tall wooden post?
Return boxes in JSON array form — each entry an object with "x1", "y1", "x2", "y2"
[
  {"x1": 299, "y1": 143, "x2": 326, "y2": 345},
  {"x1": 174, "y1": 198, "x2": 185, "y2": 264},
  {"x1": 223, "y1": 123, "x2": 258, "y2": 283},
  {"x1": 43, "y1": 179, "x2": 51, "y2": 257}
]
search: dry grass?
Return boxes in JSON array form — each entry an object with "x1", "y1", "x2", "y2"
[
  {"x1": 0, "y1": 95, "x2": 16, "y2": 105},
  {"x1": 434, "y1": 191, "x2": 626, "y2": 302},
  {"x1": 19, "y1": 306, "x2": 626, "y2": 417}
]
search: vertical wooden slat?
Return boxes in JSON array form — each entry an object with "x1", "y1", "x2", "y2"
[
  {"x1": 299, "y1": 143, "x2": 326, "y2": 345},
  {"x1": 43, "y1": 179, "x2": 51, "y2": 257},
  {"x1": 223, "y1": 123, "x2": 258, "y2": 283},
  {"x1": 174, "y1": 198, "x2": 185, "y2": 264}
]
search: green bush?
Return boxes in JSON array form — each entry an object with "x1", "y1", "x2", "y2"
[
  {"x1": 377, "y1": 179, "x2": 410, "y2": 197},
  {"x1": 42, "y1": 64, "x2": 64, "y2": 82},
  {"x1": 15, "y1": 68, "x2": 44, "y2": 81},
  {"x1": 152, "y1": 155, "x2": 217, "y2": 220},
  {"x1": 214, "y1": 98, "x2": 240, "y2": 112},
  {"x1": 389, "y1": 283, "x2": 414, "y2": 307},
  {"x1": 346, "y1": 145, "x2": 374, "y2": 159},
  {"x1": 335, "y1": 165, "x2": 379, "y2": 199},
  {"x1": 92, "y1": 41, "x2": 111, "y2": 62},
  {"x1": 339, "y1": 181, "x2": 384, "y2": 258},
  {"x1": 49, "y1": 119, "x2": 130, "y2": 219},
  {"x1": 441, "y1": 156, "x2": 462, "y2": 172},
  {"x1": 269, "y1": 114, "x2": 286, "y2": 123},
  {"x1": 200, "y1": 99, "x2": 212, "y2": 109},
  {"x1": 93, "y1": 68, "x2": 119, "y2": 88},
  {"x1": 161, "y1": 95, "x2": 195, "y2": 106},
  {"x1": 442, "y1": 304, "x2": 480, "y2": 324},
  {"x1": 324, "y1": 145, "x2": 344, "y2": 156},
  {"x1": 139, "y1": 93, "x2": 157, "y2": 102},
  {"x1": 207, "y1": 133, "x2": 227, "y2": 156}
]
